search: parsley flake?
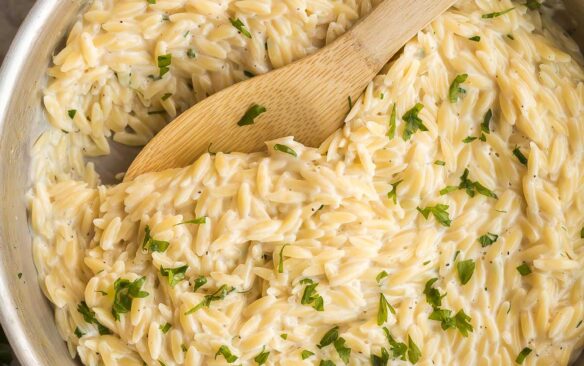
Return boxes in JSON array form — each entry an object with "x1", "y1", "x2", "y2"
[
  {"x1": 318, "y1": 326, "x2": 339, "y2": 349},
  {"x1": 516, "y1": 263, "x2": 532, "y2": 276},
  {"x1": 333, "y1": 337, "x2": 351, "y2": 364},
  {"x1": 112, "y1": 277, "x2": 149, "y2": 320},
  {"x1": 478, "y1": 233, "x2": 499, "y2": 247},
  {"x1": 74, "y1": 326, "x2": 85, "y2": 338},
  {"x1": 515, "y1": 347, "x2": 532, "y2": 364},
  {"x1": 513, "y1": 146, "x2": 528, "y2": 166},
  {"x1": 187, "y1": 48, "x2": 196, "y2": 58},
  {"x1": 301, "y1": 350, "x2": 315, "y2": 360},
  {"x1": 402, "y1": 103, "x2": 427, "y2": 140},
  {"x1": 185, "y1": 284, "x2": 235, "y2": 314},
  {"x1": 525, "y1": 0, "x2": 541, "y2": 10},
  {"x1": 193, "y1": 276, "x2": 207, "y2": 291},
  {"x1": 387, "y1": 180, "x2": 402, "y2": 204},
  {"x1": 273, "y1": 144, "x2": 297, "y2": 157},
  {"x1": 469, "y1": 36, "x2": 481, "y2": 42},
  {"x1": 254, "y1": 346, "x2": 269, "y2": 365},
  {"x1": 448, "y1": 74, "x2": 468, "y2": 103},
  {"x1": 382, "y1": 328, "x2": 407, "y2": 361},
  {"x1": 463, "y1": 136, "x2": 477, "y2": 143},
  {"x1": 423, "y1": 278, "x2": 445, "y2": 308},
  {"x1": 175, "y1": 217, "x2": 206, "y2": 225},
  {"x1": 417, "y1": 204, "x2": 451, "y2": 227},
  {"x1": 157, "y1": 54, "x2": 172, "y2": 77},
  {"x1": 457, "y1": 259, "x2": 475, "y2": 285},
  {"x1": 388, "y1": 103, "x2": 397, "y2": 139},
  {"x1": 481, "y1": 109, "x2": 492, "y2": 134},
  {"x1": 160, "y1": 265, "x2": 188, "y2": 287},
  {"x1": 230, "y1": 18, "x2": 251, "y2": 38},
  {"x1": 407, "y1": 336, "x2": 421, "y2": 364},
  {"x1": 68, "y1": 109, "x2": 77, "y2": 119},
  {"x1": 159, "y1": 323, "x2": 171, "y2": 333},
  {"x1": 377, "y1": 293, "x2": 396, "y2": 325},
  {"x1": 215, "y1": 345, "x2": 238, "y2": 363},
  {"x1": 142, "y1": 226, "x2": 170, "y2": 253},
  {"x1": 482, "y1": 7, "x2": 515, "y2": 19},
  {"x1": 370, "y1": 348, "x2": 389, "y2": 366},
  {"x1": 77, "y1": 301, "x2": 111, "y2": 335},
  {"x1": 237, "y1": 104, "x2": 267, "y2": 126},
  {"x1": 278, "y1": 244, "x2": 289, "y2": 273},
  {"x1": 434, "y1": 160, "x2": 446, "y2": 166},
  {"x1": 376, "y1": 270, "x2": 388, "y2": 283}
]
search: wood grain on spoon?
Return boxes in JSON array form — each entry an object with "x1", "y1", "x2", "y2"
[{"x1": 124, "y1": 0, "x2": 455, "y2": 181}]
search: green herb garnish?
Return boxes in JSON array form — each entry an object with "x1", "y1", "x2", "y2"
[
  {"x1": 112, "y1": 277, "x2": 149, "y2": 320},
  {"x1": 68, "y1": 110, "x2": 77, "y2": 119},
  {"x1": 215, "y1": 345, "x2": 238, "y2": 363},
  {"x1": 319, "y1": 361, "x2": 336, "y2": 366},
  {"x1": 377, "y1": 293, "x2": 396, "y2": 325},
  {"x1": 407, "y1": 336, "x2": 421, "y2": 364},
  {"x1": 525, "y1": 0, "x2": 541, "y2": 10},
  {"x1": 469, "y1": 36, "x2": 481, "y2": 42},
  {"x1": 402, "y1": 103, "x2": 427, "y2": 140},
  {"x1": 482, "y1": 7, "x2": 515, "y2": 19},
  {"x1": 429, "y1": 308, "x2": 473, "y2": 336},
  {"x1": 254, "y1": 346, "x2": 269, "y2": 365},
  {"x1": 301, "y1": 350, "x2": 315, "y2": 360},
  {"x1": 448, "y1": 74, "x2": 468, "y2": 103},
  {"x1": 185, "y1": 284, "x2": 235, "y2": 314},
  {"x1": 74, "y1": 327, "x2": 85, "y2": 338},
  {"x1": 463, "y1": 136, "x2": 477, "y2": 143},
  {"x1": 382, "y1": 328, "x2": 407, "y2": 361},
  {"x1": 515, "y1": 347, "x2": 532, "y2": 364},
  {"x1": 441, "y1": 168, "x2": 497, "y2": 199},
  {"x1": 273, "y1": 144, "x2": 297, "y2": 157},
  {"x1": 513, "y1": 146, "x2": 528, "y2": 165},
  {"x1": 516, "y1": 263, "x2": 532, "y2": 276},
  {"x1": 230, "y1": 18, "x2": 251, "y2": 38},
  {"x1": 160, "y1": 265, "x2": 188, "y2": 287},
  {"x1": 417, "y1": 204, "x2": 451, "y2": 227},
  {"x1": 142, "y1": 225, "x2": 170, "y2": 252},
  {"x1": 434, "y1": 160, "x2": 446, "y2": 166},
  {"x1": 387, "y1": 180, "x2": 402, "y2": 204},
  {"x1": 157, "y1": 54, "x2": 172, "y2": 77},
  {"x1": 300, "y1": 278, "x2": 324, "y2": 311},
  {"x1": 193, "y1": 276, "x2": 207, "y2": 291},
  {"x1": 77, "y1": 301, "x2": 111, "y2": 335},
  {"x1": 481, "y1": 109, "x2": 492, "y2": 134},
  {"x1": 278, "y1": 244, "x2": 289, "y2": 273},
  {"x1": 175, "y1": 217, "x2": 206, "y2": 225},
  {"x1": 161, "y1": 93, "x2": 172, "y2": 101},
  {"x1": 370, "y1": 347, "x2": 389, "y2": 366},
  {"x1": 423, "y1": 278, "x2": 445, "y2": 308},
  {"x1": 388, "y1": 103, "x2": 396, "y2": 139},
  {"x1": 457, "y1": 259, "x2": 475, "y2": 285},
  {"x1": 187, "y1": 48, "x2": 196, "y2": 58},
  {"x1": 160, "y1": 323, "x2": 171, "y2": 333},
  {"x1": 280, "y1": 333, "x2": 288, "y2": 340},
  {"x1": 376, "y1": 270, "x2": 388, "y2": 283},
  {"x1": 237, "y1": 104, "x2": 267, "y2": 126},
  {"x1": 348, "y1": 96, "x2": 353, "y2": 109},
  {"x1": 318, "y1": 326, "x2": 339, "y2": 349},
  {"x1": 478, "y1": 233, "x2": 498, "y2": 247},
  {"x1": 333, "y1": 337, "x2": 351, "y2": 364}
]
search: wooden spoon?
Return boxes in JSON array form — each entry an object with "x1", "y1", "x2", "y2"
[{"x1": 125, "y1": 0, "x2": 455, "y2": 181}]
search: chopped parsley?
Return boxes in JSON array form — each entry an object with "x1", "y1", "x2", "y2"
[
  {"x1": 478, "y1": 232, "x2": 499, "y2": 247},
  {"x1": 159, "y1": 323, "x2": 171, "y2": 333},
  {"x1": 348, "y1": 96, "x2": 353, "y2": 109},
  {"x1": 387, "y1": 180, "x2": 402, "y2": 204},
  {"x1": 515, "y1": 347, "x2": 532, "y2": 364},
  {"x1": 434, "y1": 160, "x2": 446, "y2": 166},
  {"x1": 370, "y1": 347, "x2": 389, "y2": 366},
  {"x1": 185, "y1": 284, "x2": 235, "y2": 314},
  {"x1": 525, "y1": 0, "x2": 541, "y2": 10},
  {"x1": 193, "y1": 276, "x2": 207, "y2": 291},
  {"x1": 333, "y1": 337, "x2": 351, "y2": 364},
  {"x1": 379, "y1": 92, "x2": 384, "y2": 99},
  {"x1": 237, "y1": 104, "x2": 267, "y2": 126},
  {"x1": 513, "y1": 146, "x2": 528, "y2": 166},
  {"x1": 215, "y1": 345, "x2": 238, "y2": 363},
  {"x1": 407, "y1": 336, "x2": 422, "y2": 364},
  {"x1": 448, "y1": 74, "x2": 468, "y2": 103},
  {"x1": 481, "y1": 109, "x2": 492, "y2": 134},
  {"x1": 376, "y1": 270, "x2": 388, "y2": 283},
  {"x1": 441, "y1": 168, "x2": 497, "y2": 199},
  {"x1": 68, "y1": 109, "x2": 77, "y2": 119},
  {"x1": 77, "y1": 301, "x2": 111, "y2": 335},
  {"x1": 516, "y1": 263, "x2": 532, "y2": 276},
  {"x1": 318, "y1": 326, "x2": 339, "y2": 348},
  {"x1": 187, "y1": 48, "x2": 196, "y2": 58},
  {"x1": 160, "y1": 264, "x2": 188, "y2": 286},
  {"x1": 482, "y1": 7, "x2": 515, "y2": 19},
  {"x1": 278, "y1": 244, "x2": 290, "y2": 273},
  {"x1": 142, "y1": 226, "x2": 170, "y2": 252},
  {"x1": 457, "y1": 259, "x2": 475, "y2": 285},
  {"x1": 463, "y1": 136, "x2": 477, "y2": 143},
  {"x1": 161, "y1": 93, "x2": 172, "y2": 101},
  {"x1": 230, "y1": 18, "x2": 251, "y2": 38},
  {"x1": 299, "y1": 279, "x2": 324, "y2": 307},
  {"x1": 254, "y1": 346, "x2": 269, "y2": 365},
  {"x1": 377, "y1": 293, "x2": 396, "y2": 325},
  {"x1": 147, "y1": 0, "x2": 156, "y2": 3},
  {"x1": 423, "y1": 278, "x2": 445, "y2": 308},
  {"x1": 74, "y1": 326, "x2": 85, "y2": 338},
  {"x1": 112, "y1": 277, "x2": 149, "y2": 321},
  {"x1": 469, "y1": 36, "x2": 481, "y2": 42},
  {"x1": 301, "y1": 350, "x2": 315, "y2": 360},
  {"x1": 382, "y1": 328, "x2": 407, "y2": 361},
  {"x1": 17, "y1": 273, "x2": 22, "y2": 279},
  {"x1": 417, "y1": 204, "x2": 451, "y2": 227},
  {"x1": 273, "y1": 144, "x2": 297, "y2": 157},
  {"x1": 176, "y1": 216, "x2": 207, "y2": 225},
  {"x1": 581, "y1": 227, "x2": 584, "y2": 239},
  {"x1": 429, "y1": 308, "x2": 474, "y2": 336},
  {"x1": 157, "y1": 54, "x2": 172, "y2": 77},
  {"x1": 402, "y1": 103, "x2": 427, "y2": 140},
  {"x1": 387, "y1": 104, "x2": 397, "y2": 139},
  {"x1": 280, "y1": 333, "x2": 288, "y2": 340},
  {"x1": 319, "y1": 361, "x2": 336, "y2": 366}
]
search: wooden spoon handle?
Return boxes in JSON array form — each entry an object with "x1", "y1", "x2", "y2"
[{"x1": 347, "y1": 0, "x2": 456, "y2": 70}]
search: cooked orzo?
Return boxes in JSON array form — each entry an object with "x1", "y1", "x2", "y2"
[{"x1": 29, "y1": 0, "x2": 584, "y2": 365}]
